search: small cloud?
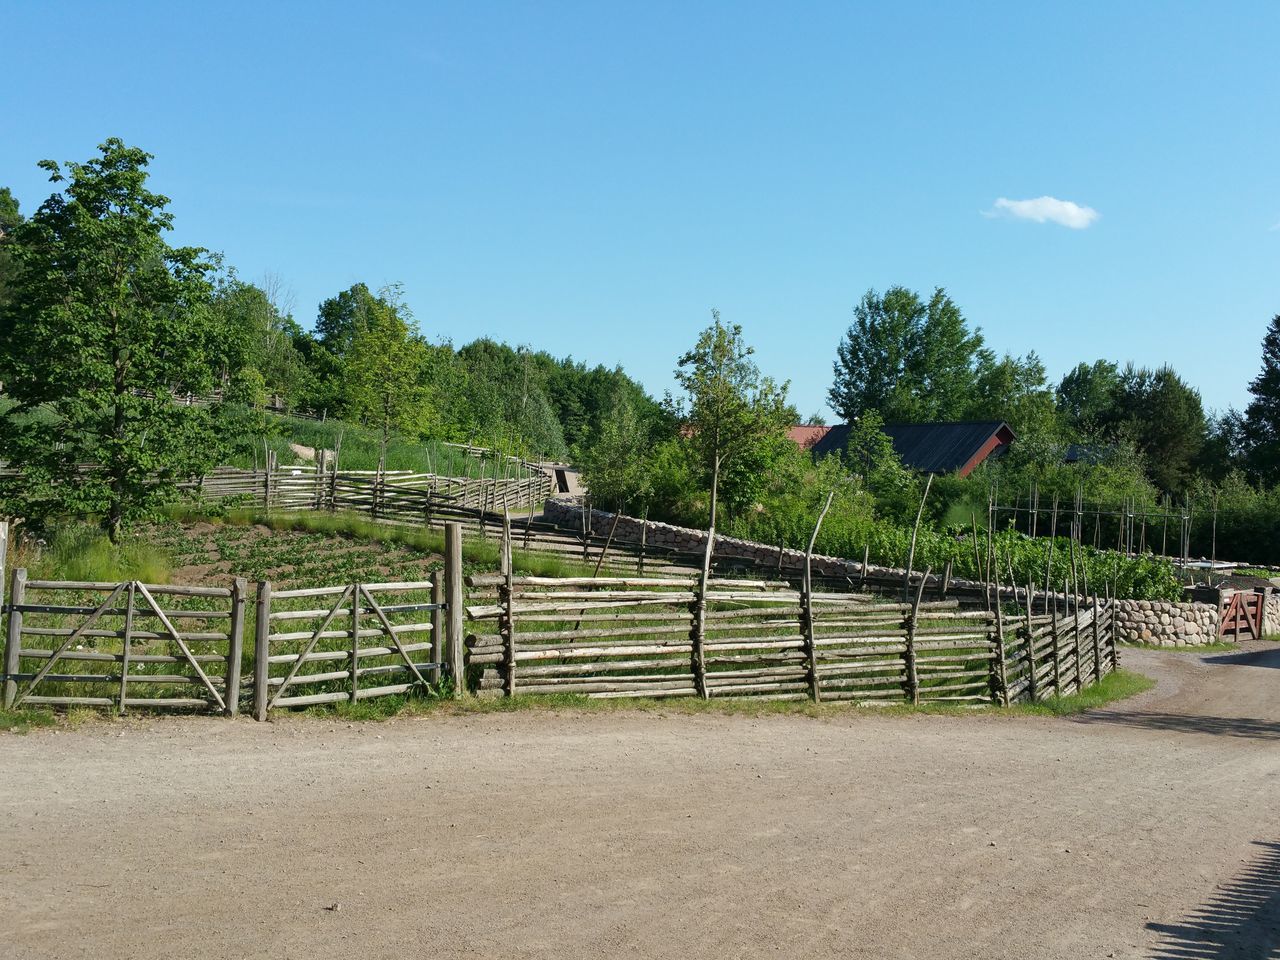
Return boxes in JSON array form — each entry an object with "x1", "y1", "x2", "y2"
[
  {"x1": 1269, "y1": 220, "x2": 1280, "y2": 232},
  {"x1": 986, "y1": 196, "x2": 1099, "y2": 229}
]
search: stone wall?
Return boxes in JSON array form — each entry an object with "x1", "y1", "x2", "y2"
[
  {"x1": 1265, "y1": 594, "x2": 1280, "y2": 637},
  {"x1": 1112, "y1": 599, "x2": 1220, "y2": 647}
]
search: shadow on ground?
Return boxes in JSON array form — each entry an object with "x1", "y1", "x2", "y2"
[
  {"x1": 1203, "y1": 647, "x2": 1280, "y2": 670},
  {"x1": 1147, "y1": 840, "x2": 1280, "y2": 958},
  {"x1": 1073, "y1": 711, "x2": 1280, "y2": 741}
]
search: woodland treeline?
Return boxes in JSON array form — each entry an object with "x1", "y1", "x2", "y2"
[{"x1": 0, "y1": 139, "x2": 1277, "y2": 577}]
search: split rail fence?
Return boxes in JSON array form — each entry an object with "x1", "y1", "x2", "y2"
[
  {"x1": 1, "y1": 520, "x2": 1119, "y2": 716},
  {"x1": 463, "y1": 572, "x2": 1118, "y2": 706}
]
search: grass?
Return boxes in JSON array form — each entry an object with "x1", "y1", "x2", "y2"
[
  {"x1": 4, "y1": 522, "x2": 172, "y2": 585},
  {"x1": 1008, "y1": 669, "x2": 1155, "y2": 716},
  {"x1": 1120, "y1": 640, "x2": 1240, "y2": 652},
  {"x1": 234, "y1": 415, "x2": 541, "y2": 478},
  {"x1": 0, "y1": 706, "x2": 59, "y2": 735}
]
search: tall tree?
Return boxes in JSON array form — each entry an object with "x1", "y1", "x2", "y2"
[
  {"x1": 0, "y1": 187, "x2": 22, "y2": 312},
  {"x1": 1244, "y1": 314, "x2": 1280, "y2": 483},
  {"x1": 1056, "y1": 360, "x2": 1121, "y2": 437},
  {"x1": 0, "y1": 139, "x2": 220, "y2": 540},
  {"x1": 829, "y1": 286, "x2": 984, "y2": 423},
  {"x1": 673, "y1": 311, "x2": 789, "y2": 528},
  {"x1": 340, "y1": 284, "x2": 428, "y2": 447},
  {"x1": 1116, "y1": 364, "x2": 1206, "y2": 494}
]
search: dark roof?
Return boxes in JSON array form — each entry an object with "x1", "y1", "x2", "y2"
[{"x1": 810, "y1": 420, "x2": 1015, "y2": 476}]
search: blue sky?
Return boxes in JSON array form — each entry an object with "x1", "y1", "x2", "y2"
[{"x1": 4, "y1": 1, "x2": 1278, "y2": 418}]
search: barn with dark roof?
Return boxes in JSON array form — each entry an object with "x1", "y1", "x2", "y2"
[{"x1": 803, "y1": 420, "x2": 1015, "y2": 477}]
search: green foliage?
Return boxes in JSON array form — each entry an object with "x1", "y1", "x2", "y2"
[
  {"x1": 339, "y1": 284, "x2": 429, "y2": 444},
  {"x1": 0, "y1": 139, "x2": 224, "y2": 539},
  {"x1": 829, "y1": 286, "x2": 984, "y2": 423},
  {"x1": 1244, "y1": 314, "x2": 1280, "y2": 484},
  {"x1": 578, "y1": 398, "x2": 655, "y2": 510},
  {"x1": 673, "y1": 310, "x2": 791, "y2": 526},
  {"x1": 6, "y1": 522, "x2": 171, "y2": 584}
]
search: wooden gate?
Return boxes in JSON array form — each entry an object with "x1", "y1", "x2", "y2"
[
  {"x1": 2, "y1": 572, "x2": 246, "y2": 713},
  {"x1": 1219, "y1": 590, "x2": 1265, "y2": 642},
  {"x1": 253, "y1": 579, "x2": 443, "y2": 718}
]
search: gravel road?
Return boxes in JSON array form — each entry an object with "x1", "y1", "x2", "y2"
[{"x1": 3, "y1": 643, "x2": 1277, "y2": 959}]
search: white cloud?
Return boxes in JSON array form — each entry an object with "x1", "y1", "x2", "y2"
[
  {"x1": 1269, "y1": 220, "x2": 1280, "y2": 232},
  {"x1": 986, "y1": 196, "x2": 1099, "y2": 229}
]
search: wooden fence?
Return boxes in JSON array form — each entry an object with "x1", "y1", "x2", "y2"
[
  {"x1": 463, "y1": 572, "x2": 1118, "y2": 705},
  {"x1": 1, "y1": 517, "x2": 1119, "y2": 716},
  {"x1": 2, "y1": 572, "x2": 247, "y2": 713},
  {"x1": 184, "y1": 462, "x2": 556, "y2": 531},
  {"x1": 251, "y1": 578, "x2": 444, "y2": 719}
]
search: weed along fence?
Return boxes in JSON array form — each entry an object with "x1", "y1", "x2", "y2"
[
  {"x1": 463, "y1": 572, "x2": 1120, "y2": 705},
  {"x1": 1, "y1": 520, "x2": 1120, "y2": 717}
]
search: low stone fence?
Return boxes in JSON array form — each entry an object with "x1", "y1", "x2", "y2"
[{"x1": 1112, "y1": 599, "x2": 1220, "y2": 647}]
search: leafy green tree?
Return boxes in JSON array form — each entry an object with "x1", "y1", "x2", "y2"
[
  {"x1": 1244, "y1": 314, "x2": 1280, "y2": 483},
  {"x1": 579, "y1": 399, "x2": 654, "y2": 510},
  {"x1": 673, "y1": 311, "x2": 790, "y2": 527},
  {"x1": 211, "y1": 276, "x2": 311, "y2": 406},
  {"x1": 0, "y1": 139, "x2": 221, "y2": 540},
  {"x1": 1115, "y1": 364, "x2": 1206, "y2": 494},
  {"x1": 340, "y1": 284, "x2": 428, "y2": 447},
  {"x1": 0, "y1": 187, "x2": 22, "y2": 313},
  {"x1": 1056, "y1": 360, "x2": 1121, "y2": 438},
  {"x1": 829, "y1": 286, "x2": 984, "y2": 423}
]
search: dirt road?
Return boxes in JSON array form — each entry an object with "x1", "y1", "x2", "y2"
[{"x1": 2, "y1": 644, "x2": 1277, "y2": 959}]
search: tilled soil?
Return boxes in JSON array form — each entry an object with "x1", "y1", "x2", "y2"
[{"x1": 2, "y1": 643, "x2": 1278, "y2": 959}]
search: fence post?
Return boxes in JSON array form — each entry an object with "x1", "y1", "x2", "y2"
[
  {"x1": 3, "y1": 567, "x2": 25, "y2": 710},
  {"x1": 690, "y1": 531, "x2": 713, "y2": 700},
  {"x1": 1049, "y1": 588, "x2": 1062, "y2": 696},
  {"x1": 226, "y1": 577, "x2": 247, "y2": 716},
  {"x1": 445, "y1": 522, "x2": 467, "y2": 697},
  {"x1": 253, "y1": 580, "x2": 272, "y2": 721},
  {"x1": 1022, "y1": 579, "x2": 1038, "y2": 703},
  {"x1": 430, "y1": 578, "x2": 444, "y2": 688},
  {"x1": 500, "y1": 514, "x2": 516, "y2": 696},
  {"x1": 1091, "y1": 594, "x2": 1102, "y2": 683},
  {"x1": 989, "y1": 584, "x2": 1009, "y2": 706},
  {"x1": 118, "y1": 582, "x2": 136, "y2": 715},
  {"x1": 902, "y1": 567, "x2": 928, "y2": 705},
  {"x1": 802, "y1": 492, "x2": 835, "y2": 703},
  {"x1": 349, "y1": 583, "x2": 361, "y2": 703}
]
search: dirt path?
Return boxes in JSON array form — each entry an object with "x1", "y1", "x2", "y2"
[{"x1": 2, "y1": 644, "x2": 1278, "y2": 959}]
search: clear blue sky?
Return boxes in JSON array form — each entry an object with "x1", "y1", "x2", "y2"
[{"x1": 4, "y1": 1, "x2": 1278, "y2": 419}]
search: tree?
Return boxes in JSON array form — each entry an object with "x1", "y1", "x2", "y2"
[
  {"x1": 0, "y1": 187, "x2": 22, "y2": 313},
  {"x1": 340, "y1": 284, "x2": 428, "y2": 447},
  {"x1": 1056, "y1": 360, "x2": 1121, "y2": 438},
  {"x1": 1244, "y1": 314, "x2": 1280, "y2": 483},
  {"x1": 1115, "y1": 365, "x2": 1206, "y2": 494},
  {"x1": 829, "y1": 286, "x2": 984, "y2": 423},
  {"x1": 0, "y1": 140, "x2": 220, "y2": 540},
  {"x1": 578, "y1": 399, "x2": 654, "y2": 511},
  {"x1": 673, "y1": 311, "x2": 790, "y2": 528}
]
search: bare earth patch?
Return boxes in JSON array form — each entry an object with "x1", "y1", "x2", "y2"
[{"x1": 2, "y1": 644, "x2": 1278, "y2": 959}]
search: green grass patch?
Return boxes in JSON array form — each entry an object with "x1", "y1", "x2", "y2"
[
  {"x1": 5, "y1": 522, "x2": 171, "y2": 585},
  {"x1": 0, "y1": 707, "x2": 59, "y2": 734},
  {"x1": 1008, "y1": 669, "x2": 1155, "y2": 716},
  {"x1": 1120, "y1": 640, "x2": 1240, "y2": 652}
]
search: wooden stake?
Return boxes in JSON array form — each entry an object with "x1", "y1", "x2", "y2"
[
  {"x1": 802, "y1": 492, "x2": 836, "y2": 703},
  {"x1": 445, "y1": 523, "x2": 466, "y2": 697},
  {"x1": 904, "y1": 473, "x2": 933, "y2": 602},
  {"x1": 253, "y1": 580, "x2": 271, "y2": 721}
]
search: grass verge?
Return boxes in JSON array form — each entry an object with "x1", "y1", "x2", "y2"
[
  {"x1": 0, "y1": 707, "x2": 59, "y2": 735},
  {"x1": 1119, "y1": 640, "x2": 1240, "y2": 653}
]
